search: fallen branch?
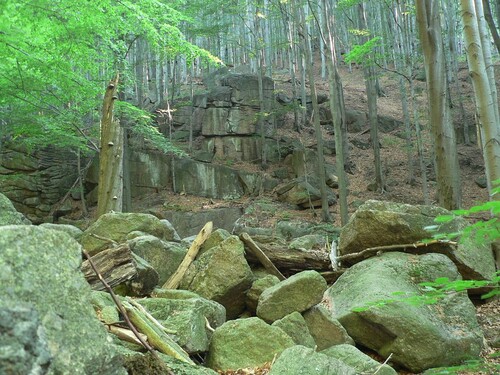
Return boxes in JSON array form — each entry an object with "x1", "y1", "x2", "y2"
[
  {"x1": 162, "y1": 221, "x2": 213, "y2": 289},
  {"x1": 122, "y1": 300, "x2": 194, "y2": 365},
  {"x1": 336, "y1": 240, "x2": 458, "y2": 265},
  {"x1": 240, "y1": 232, "x2": 286, "y2": 281}
]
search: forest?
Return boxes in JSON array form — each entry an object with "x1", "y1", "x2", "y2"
[{"x1": 1, "y1": 0, "x2": 500, "y2": 374}]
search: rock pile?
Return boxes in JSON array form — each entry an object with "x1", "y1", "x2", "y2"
[{"x1": 0, "y1": 194, "x2": 494, "y2": 374}]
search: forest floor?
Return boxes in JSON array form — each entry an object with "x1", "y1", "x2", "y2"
[{"x1": 131, "y1": 61, "x2": 499, "y2": 374}]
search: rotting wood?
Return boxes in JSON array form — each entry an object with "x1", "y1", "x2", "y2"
[
  {"x1": 81, "y1": 244, "x2": 136, "y2": 290},
  {"x1": 239, "y1": 232, "x2": 286, "y2": 281},
  {"x1": 162, "y1": 221, "x2": 213, "y2": 289},
  {"x1": 243, "y1": 241, "x2": 332, "y2": 273}
]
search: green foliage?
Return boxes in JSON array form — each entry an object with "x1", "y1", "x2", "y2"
[
  {"x1": 0, "y1": 0, "x2": 218, "y2": 153},
  {"x1": 344, "y1": 37, "x2": 382, "y2": 65}
]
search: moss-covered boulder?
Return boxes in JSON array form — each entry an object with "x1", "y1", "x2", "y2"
[
  {"x1": 0, "y1": 192, "x2": 31, "y2": 226},
  {"x1": 325, "y1": 252, "x2": 484, "y2": 372},
  {"x1": 257, "y1": 270, "x2": 327, "y2": 323},
  {"x1": 206, "y1": 317, "x2": 294, "y2": 371},
  {"x1": 271, "y1": 312, "x2": 316, "y2": 348}
]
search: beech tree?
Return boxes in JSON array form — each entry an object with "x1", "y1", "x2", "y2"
[{"x1": 415, "y1": 0, "x2": 462, "y2": 210}]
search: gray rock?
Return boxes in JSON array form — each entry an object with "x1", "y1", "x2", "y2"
[
  {"x1": 338, "y1": 200, "x2": 496, "y2": 281},
  {"x1": 269, "y1": 345, "x2": 357, "y2": 375},
  {"x1": 325, "y1": 252, "x2": 484, "y2": 372},
  {"x1": 200, "y1": 228, "x2": 231, "y2": 256},
  {"x1": 39, "y1": 222, "x2": 83, "y2": 239},
  {"x1": 127, "y1": 235, "x2": 186, "y2": 285},
  {"x1": 0, "y1": 301, "x2": 51, "y2": 375},
  {"x1": 138, "y1": 297, "x2": 226, "y2": 354},
  {"x1": 257, "y1": 270, "x2": 327, "y2": 323},
  {"x1": 206, "y1": 317, "x2": 294, "y2": 371},
  {"x1": 321, "y1": 344, "x2": 397, "y2": 375},
  {"x1": 0, "y1": 225, "x2": 126, "y2": 375},
  {"x1": 0, "y1": 192, "x2": 31, "y2": 225},
  {"x1": 151, "y1": 288, "x2": 200, "y2": 300},
  {"x1": 80, "y1": 212, "x2": 180, "y2": 255},
  {"x1": 180, "y1": 235, "x2": 253, "y2": 319},
  {"x1": 303, "y1": 305, "x2": 354, "y2": 350},
  {"x1": 115, "y1": 254, "x2": 159, "y2": 296},
  {"x1": 246, "y1": 275, "x2": 281, "y2": 313},
  {"x1": 271, "y1": 312, "x2": 316, "y2": 348}
]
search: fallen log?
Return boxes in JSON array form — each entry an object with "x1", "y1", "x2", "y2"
[
  {"x1": 81, "y1": 244, "x2": 136, "y2": 290},
  {"x1": 242, "y1": 239, "x2": 332, "y2": 274},
  {"x1": 239, "y1": 232, "x2": 286, "y2": 281}
]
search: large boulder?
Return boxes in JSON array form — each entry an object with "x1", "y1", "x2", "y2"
[
  {"x1": 138, "y1": 297, "x2": 226, "y2": 354},
  {"x1": 257, "y1": 270, "x2": 327, "y2": 323},
  {"x1": 246, "y1": 275, "x2": 281, "y2": 314},
  {"x1": 80, "y1": 213, "x2": 180, "y2": 255},
  {"x1": 269, "y1": 345, "x2": 357, "y2": 375},
  {"x1": 39, "y1": 222, "x2": 82, "y2": 239},
  {"x1": 180, "y1": 235, "x2": 254, "y2": 319},
  {"x1": 0, "y1": 192, "x2": 31, "y2": 225},
  {"x1": 325, "y1": 252, "x2": 484, "y2": 372},
  {"x1": 206, "y1": 317, "x2": 294, "y2": 371},
  {"x1": 338, "y1": 200, "x2": 496, "y2": 281},
  {"x1": 0, "y1": 225, "x2": 126, "y2": 375}
]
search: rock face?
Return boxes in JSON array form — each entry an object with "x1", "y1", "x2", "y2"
[
  {"x1": 0, "y1": 192, "x2": 31, "y2": 225},
  {"x1": 180, "y1": 235, "x2": 254, "y2": 319},
  {"x1": 338, "y1": 200, "x2": 496, "y2": 281},
  {"x1": 257, "y1": 270, "x2": 327, "y2": 323},
  {"x1": 0, "y1": 145, "x2": 79, "y2": 223},
  {"x1": 0, "y1": 225, "x2": 126, "y2": 375},
  {"x1": 206, "y1": 317, "x2": 294, "y2": 371},
  {"x1": 325, "y1": 252, "x2": 484, "y2": 372}
]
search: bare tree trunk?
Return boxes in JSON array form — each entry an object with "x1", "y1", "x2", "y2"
[
  {"x1": 97, "y1": 74, "x2": 123, "y2": 217},
  {"x1": 416, "y1": 0, "x2": 461, "y2": 210},
  {"x1": 461, "y1": 0, "x2": 500, "y2": 198},
  {"x1": 482, "y1": 0, "x2": 500, "y2": 55}
]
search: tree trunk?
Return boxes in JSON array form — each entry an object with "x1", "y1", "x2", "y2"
[
  {"x1": 461, "y1": 0, "x2": 500, "y2": 198},
  {"x1": 97, "y1": 74, "x2": 124, "y2": 217},
  {"x1": 482, "y1": 0, "x2": 500, "y2": 55},
  {"x1": 416, "y1": 0, "x2": 462, "y2": 210}
]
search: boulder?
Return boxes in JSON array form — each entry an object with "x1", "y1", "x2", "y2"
[
  {"x1": 269, "y1": 345, "x2": 357, "y2": 375},
  {"x1": 127, "y1": 235, "x2": 186, "y2": 285},
  {"x1": 115, "y1": 254, "x2": 159, "y2": 296},
  {"x1": 246, "y1": 275, "x2": 281, "y2": 313},
  {"x1": 0, "y1": 225, "x2": 126, "y2": 375},
  {"x1": 338, "y1": 200, "x2": 496, "y2": 281},
  {"x1": 138, "y1": 297, "x2": 226, "y2": 354},
  {"x1": 289, "y1": 234, "x2": 328, "y2": 251},
  {"x1": 0, "y1": 192, "x2": 31, "y2": 225},
  {"x1": 257, "y1": 270, "x2": 327, "y2": 323},
  {"x1": 275, "y1": 176, "x2": 336, "y2": 209},
  {"x1": 271, "y1": 312, "x2": 316, "y2": 348},
  {"x1": 80, "y1": 213, "x2": 180, "y2": 255},
  {"x1": 39, "y1": 223, "x2": 82, "y2": 239},
  {"x1": 180, "y1": 235, "x2": 254, "y2": 319},
  {"x1": 321, "y1": 344, "x2": 397, "y2": 375},
  {"x1": 206, "y1": 317, "x2": 294, "y2": 371},
  {"x1": 303, "y1": 305, "x2": 354, "y2": 350},
  {"x1": 325, "y1": 252, "x2": 484, "y2": 372}
]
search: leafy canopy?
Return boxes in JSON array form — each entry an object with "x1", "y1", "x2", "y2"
[{"x1": 0, "y1": 0, "x2": 218, "y2": 152}]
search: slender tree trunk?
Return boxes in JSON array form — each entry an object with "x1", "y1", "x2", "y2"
[
  {"x1": 321, "y1": 0, "x2": 349, "y2": 225},
  {"x1": 358, "y1": 3, "x2": 384, "y2": 192},
  {"x1": 298, "y1": 4, "x2": 332, "y2": 223},
  {"x1": 97, "y1": 74, "x2": 123, "y2": 217},
  {"x1": 461, "y1": 0, "x2": 500, "y2": 198},
  {"x1": 416, "y1": 0, "x2": 462, "y2": 209},
  {"x1": 482, "y1": 0, "x2": 500, "y2": 55}
]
